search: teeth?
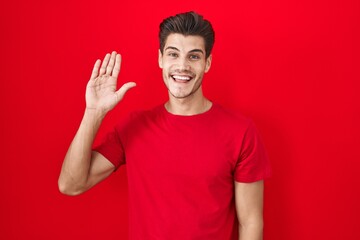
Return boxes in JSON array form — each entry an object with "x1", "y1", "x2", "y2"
[{"x1": 172, "y1": 75, "x2": 191, "y2": 81}]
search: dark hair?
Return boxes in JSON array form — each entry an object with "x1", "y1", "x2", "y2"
[{"x1": 159, "y1": 11, "x2": 215, "y2": 58}]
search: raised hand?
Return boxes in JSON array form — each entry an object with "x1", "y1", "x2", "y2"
[{"x1": 86, "y1": 51, "x2": 136, "y2": 115}]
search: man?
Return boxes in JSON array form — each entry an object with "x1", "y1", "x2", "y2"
[{"x1": 58, "y1": 11, "x2": 271, "y2": 240}]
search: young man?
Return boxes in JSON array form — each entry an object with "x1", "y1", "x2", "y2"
[{"x1": 58, "y1": 12, "x2": 271, "y2": 240}]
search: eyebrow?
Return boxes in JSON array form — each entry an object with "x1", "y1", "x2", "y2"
[
  {"x1": 165, "y1": 46, "x2": 180, "y2": 51},
  {"x1": 165, "y1": 46, "x2": 204, "y2": 55},
  {"x1": 189, "y1": 49, "x2": 204, "y2": 54}
]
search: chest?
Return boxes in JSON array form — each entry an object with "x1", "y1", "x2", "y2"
[{"x1": 123, "y1": 119, "x2": 240, "y2": 183}]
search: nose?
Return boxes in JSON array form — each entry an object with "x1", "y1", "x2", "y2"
[{"x1": 177, "y1": 56, "x2": 190, "y2": 71}]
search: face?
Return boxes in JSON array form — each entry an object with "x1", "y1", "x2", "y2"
[{"x1": 159, "y1": 33, "x2": 212, "y2": 100}]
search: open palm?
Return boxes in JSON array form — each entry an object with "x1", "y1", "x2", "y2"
[{"x1": 86, "y1": 51, "x2": 136, "y2": 114}]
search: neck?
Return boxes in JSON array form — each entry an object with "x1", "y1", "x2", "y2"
[{"x1": 165, "y1": 88, "x2": 212, "y2": 116}]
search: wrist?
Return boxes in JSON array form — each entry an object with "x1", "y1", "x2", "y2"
[{"x1": 84, "y1": 107, "x2": 106, "y2": 123}]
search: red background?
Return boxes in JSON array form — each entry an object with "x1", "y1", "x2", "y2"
[{"x1": 1, "y1": 0, "x2": 359, "y2": 239}]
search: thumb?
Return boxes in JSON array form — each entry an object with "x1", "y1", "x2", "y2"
[{"x1": 115, "y1": 82, "x2": 137, "y2": 102}]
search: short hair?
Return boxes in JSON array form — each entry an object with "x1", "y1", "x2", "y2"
[{"x1": 159, "y1": 11, "x2": 215, "y2": 58}]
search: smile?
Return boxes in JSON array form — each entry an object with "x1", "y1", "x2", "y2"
[{"x1": 171, "y1": 75, "x2": 193, "y2": 82}]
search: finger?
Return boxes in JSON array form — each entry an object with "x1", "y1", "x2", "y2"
[
  {"x1": 106, "y1": 51, "x2": 117, "y2": 75},
  {"x1": 90, "y1": 59, "x2": 101, "y2": 80},
  {"x1": 115, "y1": 82, "x2": 137, "y2": 102},
  {"x1": 112, "y1": 54, "x2": 121, "y2": 78},
  {"x1": 99, "y1": 53, "x2": 110, "y2": 76}
]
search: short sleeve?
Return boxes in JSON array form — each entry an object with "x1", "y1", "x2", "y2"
[
  {"x1": 234, "y1": 120, "x2": 271, "y2": 182},
  {"x1": 92, "y1": 126, "x2": 125, "y2": 171}
]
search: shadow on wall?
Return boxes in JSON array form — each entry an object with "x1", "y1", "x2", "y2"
[{"x1": 253, "y1": 114, "x2": 295, "y2": 240}]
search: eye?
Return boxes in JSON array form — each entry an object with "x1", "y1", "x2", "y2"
[
  {"x1": 168, "y1": 52, "x2": 178, "y2": 58},
  {"x1": 189, "y1": 54, "x2": 200, "y2": 60}
]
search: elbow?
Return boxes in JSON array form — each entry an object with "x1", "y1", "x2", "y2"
[
  {"x1": 238, "y1": 218, "x2": 264, "y2": 233},
  {"x1": 58, "y1": 178, "x2": 85, "y2": 196}
]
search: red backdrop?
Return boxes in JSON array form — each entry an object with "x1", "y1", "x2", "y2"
[{"x1": 0, "y1": 0, "x2": 359, "y2": 239}]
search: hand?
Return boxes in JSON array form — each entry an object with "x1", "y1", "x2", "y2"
[{"x1": 85, "y1": 51, "x2": 136, "y2": 115}]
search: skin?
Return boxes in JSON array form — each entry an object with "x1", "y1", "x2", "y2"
[
  {"x1": 58, "y1": 52, "x2": 134, "y2": 195},
  {"x1": 159, "y1": 33, "x2": 212, "y2": 115},
  {"x1": 235, "y1": 180, "x2": 264, "y2": 240},
  {"x1": 58, "y1": 34, "x2": 264, "y2": 240}
]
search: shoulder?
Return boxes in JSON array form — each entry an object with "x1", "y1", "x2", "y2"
[
  {"x1": 211, "y1": 103, "x2": 252, "y2": 129},
  {"x1": 114, "y1": 105, "x2": 164, "y2": 129},
  {"x1": 128, "y1": 104, "x2": 164, "y2": 121}
]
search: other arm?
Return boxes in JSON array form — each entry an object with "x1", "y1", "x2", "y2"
[
  {"x1": 58, "y1": 51, "x2": 136, "y2": 196},
  {"x1": 235, "y1": 180, "x2": 264, "y2": 240}
]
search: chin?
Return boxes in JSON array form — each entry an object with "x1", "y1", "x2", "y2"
[
  {"x1": 169, "y1": 91, "x2": 192, "y2": 99},
  {"x1": 168, "y1": 86, "x2": 201, "y2": 99},
  {"x1": 164, "y1": 77, "x2": 202, "y2": 100}
]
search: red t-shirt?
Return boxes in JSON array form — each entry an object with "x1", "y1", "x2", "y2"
[{"x1": 94, "y1": 103, "x2": 271, "y2": 240}]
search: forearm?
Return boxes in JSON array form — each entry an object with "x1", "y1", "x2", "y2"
[
  {"x1": 238, "y1": 220, "x2": 263, "y2": 240},
  {"x1": 58, "y1": 108, "x2": 104, "y2": 195}
]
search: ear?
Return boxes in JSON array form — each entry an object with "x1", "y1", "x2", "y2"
[
  {"x1": 158, "y1": 49, "x2": 163, "y2": 69},
  {"x1": 205, "y1": 54, "x2": 212, "y2": 73}
]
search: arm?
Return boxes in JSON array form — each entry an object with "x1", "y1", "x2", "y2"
[
  {"x1": 234, "y1": 180, "x2": 264, "y2": 240},
  {"x1": 58, "y1": 51, "x2": 136, "y2": 196}
]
